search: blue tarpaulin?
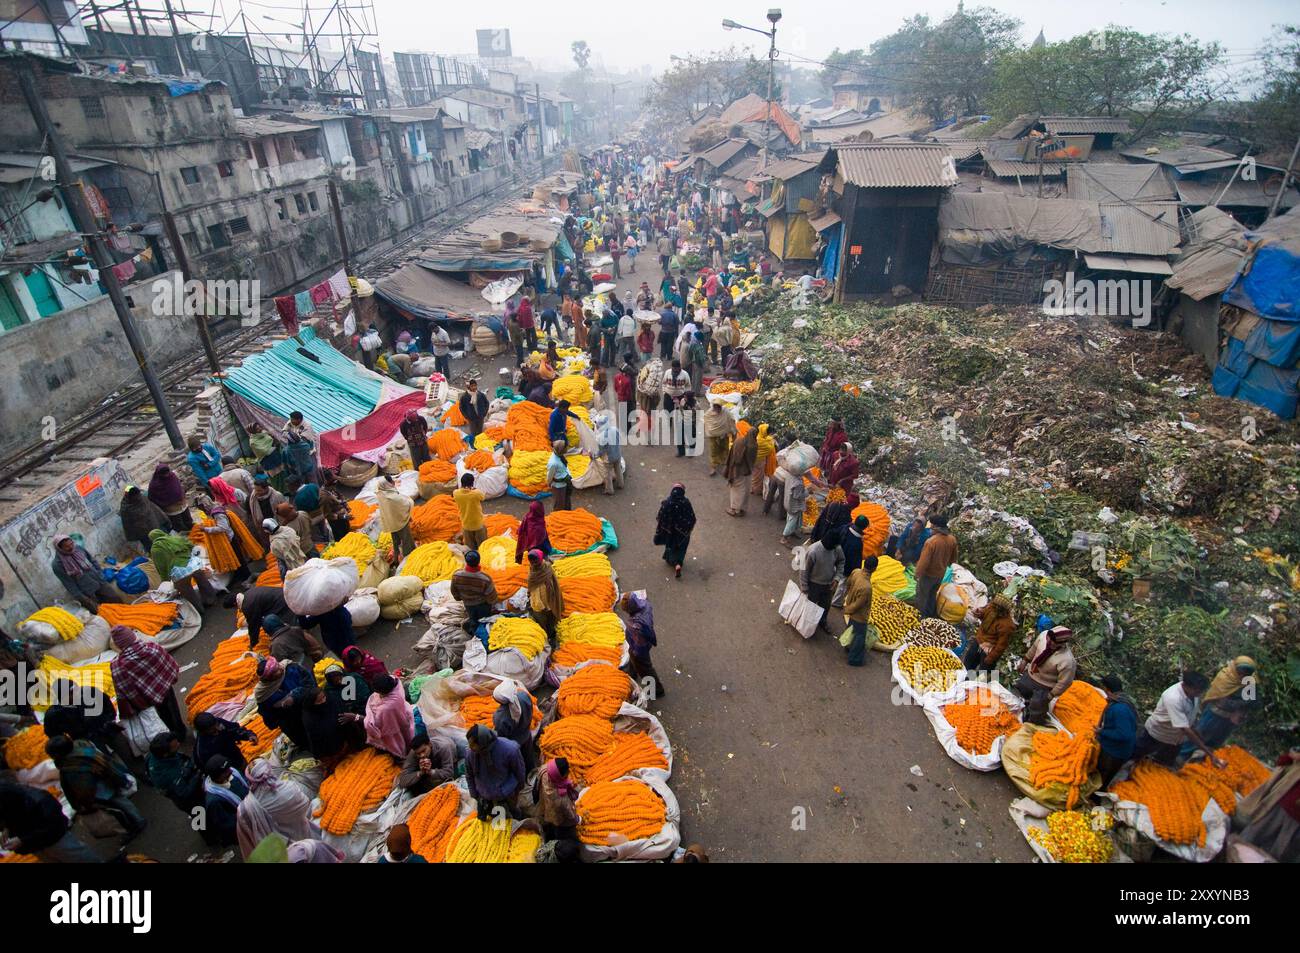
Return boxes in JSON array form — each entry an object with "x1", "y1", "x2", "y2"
[
  {"x1": 166, "y1": 80, "x2": 205, "y2": 97},
  {"x1": 821, "y1": 222, "x2": 842, "y2": 282},
  {"x1": 1212, "y1": 337, "x2": 1300, "y2": 419},
  {"x1": 1224, "y1": 244, "x2": 1300, "y2": 321},
  {"x1": 555, "y1": 231, "x2": 576, "y2": 261}
]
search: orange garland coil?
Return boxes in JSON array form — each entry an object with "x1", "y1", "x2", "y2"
[
  {"x1": 228, "y1": 512, "x2": 264, "y2": 562},
  {"x1": 313, "y1": 747, "x2": 400, "y2": 835},
  {"x1": 848, "y1": 501, "x2": 891, "y2": 557},
  {"x1": 505, "y1": 401, "x2": 553, "y2": 452},
  {"x1": 941, "y1": 687, "x2": 1021, "y2": 755},
  {"x1": 1053, "y1": 682, "x2": 1108, "y2": 736},
  {"x1": 557, "y1": 664, "x2": 633, "y2": 718},
  {"x1": 409, "y1": 494, "x2": 463, "y2": 544},
  {"x1": 558, "y1": 576, "x2": 617, "y2": 617},
  {"x1": 538, "y1": 714, "x2": 615, "y2": 779},
  {"x1": 483, "y1": 513, "x2": 520, "y2": 538},
  {"x1": 462, "y1": 450, "x2": 499, "y2": 473},
  {"x1": 546, "y1": 508, "x2": 604, "y2": 553},
  {"x1": 428, "y1": 428, "x2": 468, "y2": 461},
  {"x1": 485, "y1": 563, "x2": 530, "y2": 599},
  {"x1": 458, "y1": 692, "x2": 543, "y2": 730},
  {"x1": 442, "y1": 404, "x2": 468, "y2": 427},
  {"x1": 184, "y1": 633, "x2": 268, "y2": 719},
  {"x1": 237, "y1": 714, "x2": 280, "y2": 761},
  {"x1": 418, "y1": 459, "x2": 459, "y2": 484},
  {"x1": 552, "y1": 643, "x2": 622, "y2": 668},
  {"x1": 1028, "y1": 730, "x2": 1099, "y2": 810},
  {"x1": 3, "y1": 725, "x2": 49, "y2": 770},
  {"x1": 348, "y1": 500, "x2": 378, "y2": 529},
  {"x1": 576, "y1": 779, "x2": 667, "y2": 845},
  {"x1": 407, "y1": 783, "x2": 462, "y2": 861},
  {"x1": 190, "y1": 516, "x2": 241, "y2": 572},
  {"x1": 585, "y1": 732, "x2": 669, "y2": 784},
  {"x1": 96, "y1": 601, "x2": 179, "y2": 636}
]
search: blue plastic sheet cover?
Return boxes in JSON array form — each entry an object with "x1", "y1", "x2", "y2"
[
  {"x1": 1212, "y1": 337, "x2": 1299, "y2": 419},
  {"x1": 1242, "y1": 318, "x2": 1300, "y2": 369}
]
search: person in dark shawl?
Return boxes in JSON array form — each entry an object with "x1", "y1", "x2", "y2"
[
  {"x1": 247, "y1": 475, "x2": 286, "y2": 550},
  {"x1": 50, "y1": 535, "x2": 121, "y2": 612},
  {"x1": 253, "y1": 656, "x2": 312, "y2": 749},
  {"x1": 526, "y1": 549, "x2": 564, "y2": 643},
  {"x1": 722, "y1": 345, "x2": 758, "y2": 381},
  {"x1": 818, "y1": 417, "x2": 847, "y2": 472},
  {"x1": 654, "y1": 483, "x2": 696, "y2": 579},
  {"x1": 514, "y1": 501, "x2": 552, "y2": 563},
  {"x1": 827, "y1": 443, "x2": 860, "y2": 494},
  {"x1": 119, "y1": 485, "x2": 170, "y2": 553},
  {"x1": 841, "y1": 514, "x2": 869, "y2": 575},
  {"x1": 342, "y1": 645, "x2": 389, "y2": 689},
  {"x1": 148, "y1": 463, "x2": 192, "y2": 531},
  {"x1": 491, "y1": 679, "x2": 536, "y2": 773},
  {"x1": 401, "y1": 410, "x2": 431, "y2": 469},
  {"x1": 810, "y1": 500, "x2": 852, "y2": 546},
  {"x1": 109, "y1": 625, "x2": 185, "y2": 740},
  {"x1": 45, "y1": 734, "x2": 145, "y2": 837},
  {"x1": 619, "y1": 591, "x2": 663, "y2": 698}
]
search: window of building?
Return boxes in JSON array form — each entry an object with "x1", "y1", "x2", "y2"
[
  {"x1": 227, "y1": 216, "x2": 251, "y2": 235},
  {"x1": 182, "y1": 231, "x2": 201, "y2": 256},
  {"x1": 206, "y1": 223, "x2": 230, "y2": 249},
  {"x1": 79, "y1": 97, "x2": 105, "y2": 119},
  {"x1": 307, "y1": 192, "x2": 319, "y2": 212},
  {"x1": 217, "y1": 160, "x2": 234, "y2": 178},
  {"x1": 294, "y1": 193, "x2": 307, "y2": 214},
  {"x1": 274, "y1": 197, "x2": 288, "y2": 221},
  {"x1": 200, "y1": 93, "x2": 214, "y2": 114},
  {"x1": 180, "y1": 166, "x2": 200, "y2": 185}
]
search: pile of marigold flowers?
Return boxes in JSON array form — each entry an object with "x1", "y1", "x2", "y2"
[
  {"x1": 585, "y1": 732, "x2": 668, "y2": 784},
  {"x1": 896, "y1": 645, "x2": 963, "y2": 696},
  {"x1": 409, "y1": 495, "x2": 462, "y2": 544},
  {"x1": 556, "y1": 613, "x2": 625, "y2": 648},
  {"x1": 576, "y1": 778, "x2": 667, "y2": 845},
  {"x1": 538, "y1": 714, "x2": 615, "y2": 779},
  {"x1": 427, "y1": 428, "x2": 468, "y2": 461},
  {"x1": 406, "y1": 783, "x2": 462, "y2": 861},
  {"x1": 185, "y1": 633, "x2": 267, "y2": 718},
  {"x1": 546, "y1": 508, "x2": 604, "y2": 553},
  {"x1": 557, "y1": 664, "x2": 632, "y2": 718},
  {"x1": 558, "y1": 576, "x2": 617, "y2": 616},
  {"x1": 321, "y1": 532, "x2": 376, "y2": 577},
  {"x1": 2, "y1": 724, "x2": 49, "y2": 770},
  {"x1": 458, "y1": 692, "x2": 543, "y2": 730},
  {"x1": 347, "y1": 499, "x2": 377, "y2": 529},
  {"x1": 552, "y1": 642, "x2": 622, "y2": 667},
  {"x1": 1028, "y1": 729, "x2": 1099, "y2": 810},
  {"x1": 96, "y1": 601, "x2": 179, "y2": 636},
  {"x1": 314, "y1": 747, "x2": 400, "y2": 835},
  {"x1": 400, "y1": 541, "x2": 463, "y2": 584},
  {"x1": 1053, "y1": 681, "x2": 1107, "y2": 735},
  {"x1": 418, "y1": 459, "x2": 459, "y2": 484},
  {"x1": 941, "y1": 686, "x2": 1021, "y2": 755},
  {"x1": 1028, "y1": 809, "x2": 1114, "y2": 863},
  {"x1": 487, "y1": 617, "x2": 547, "y2": 659}
]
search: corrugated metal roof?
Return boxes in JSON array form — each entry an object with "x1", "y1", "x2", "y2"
[
  {"x1": 235, "y1": 116, "x2": 319, "y2": 138},
  {"x1": 831, "y1": 143, "x2": 958, "y2": 188},
  {"x1": 984, "y1": 158, "x2": 1068, "y2": 178},
  {"x1": 940, "y1": 140, "x2": 990, "y2": 162},
  {"x1": 1175, "y1": 176, "x2": 1300, "y2": 209},
  {"x1": 1083, "y1": 254, "x2": 1173, "y2": 275},
  {"x1": 1041, "y1": 116, "x2": 1132, "y2": 135},
  {"x1": 1166, "y1": 206, "x2": 1250, "y2": 300},
  {"x1": 1099, "y1": 203, "x2": 1180, "y2": 256},
  {"x1": 993, "y1": 112, "x2": 1038, "y2": 139},
  {"x1": 465, "y1": 129, "x2": 494, "y2": 150},
  {"x1": 1066, "y1": 163, "x2": 1177, "y2": 203},
  {"x1": 1119, "y1": 145, "x2": 1236, "y2": 169},
  {"x1": 697, "y1": 138, "x2": 753, "y2": 169},
  {"x1": 750, "y1": 154, "x2": 823, "y2": 182}
]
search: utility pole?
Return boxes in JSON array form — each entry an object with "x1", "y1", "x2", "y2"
[
  {"x1": 535, "y1": 83, "x2": 546, "y2": 165},
  {"x1": 161, "y1": 211, "x2": 220, "y2": 374},
  {"x1": 761, "y1": 16, "x2": 777, "y2": 171},
  {"x1": 327, "y1": 178, "x2": 362, "y2": 335},
  {"x1": 15, "y1": 59, "x2": 183, "y2": 449},
  {"x1": 1266, "y1": 133, "x2": 1300, "y2": 222},
  {"x1": 162, "y1": 0, "x2": 188, "y2": 75}
]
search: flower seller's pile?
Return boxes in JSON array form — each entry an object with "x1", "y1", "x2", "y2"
[
  {"x1": 1052, "y1": 682, "x2": 1107, "y2": 735},
  {"x1": 2, "y1": 725, "x2": 49, "y2": 770},
  {"x1": 576, "y1": 779, "x2": 668, "y2": 845},
  {"x1": 406, "y1": 784, "x2": 461, "y2": 861},
  {"x1": 444, "y1": 816, "x2": 538, "y2": 863},
  {"x1": 400, "y1": 542, "x2": 463, "y2": 584},
  {"x1": 348, "y1": 500, "x2": 377, "y2": 529},
  {"x1": 896, "y1": 645, "x2": 963, "y2": 695},
  {"x1": 556, "y1": 664, "x2": 633, "y2": 718},
  {"x1": 487, "y1": 617, "x2": 547, "y2": 659},
  {"x1": 1028, "y1": 808, "x2": 1115, "y2": 863},
  {"x1": 942, "y1": 686, "x2": 1022, "y2": 755},
  {"x1": 458, "y1": 692, "x2": 543, "y2": 730},
  {"x1": 904, "y1": 618, "x2": 961, "y2": 650},
  {"x1": 870, "y1": 592, "x2": 921, "y2": 650},
  {"x1": 185, "y1": 632, "x2": 269, "y2": 718},
  {"x1": 546, "y1": 508, "x2": 604, "y2": 553},
  {"x1": 1028, "y1": 730, "x2": 1099, "y2": 810},
  {"x1": 24, "y1": 607, "x2": 83, "y2": 639},
  {"x1": 409, "y1": 495, "x2": 463, "y2": 543},
  {"x1": 322, "y1": 532, "x2": 377, "y2": 577},
  {"x1": 96, "y1": 601, "x2": 179, "y2": 636},
  {"x1": 315, "y1": 747, "x2": 401, "y2": 835}
]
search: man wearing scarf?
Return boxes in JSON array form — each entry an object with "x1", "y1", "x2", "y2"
[
  {"x1": 465, "y1": 724, "x2": 526, "y2": 820},
  {"x1": 401, "y1": 411, "x2": 431, "y2": 469},
  {"x1": 376, "y1": 476, "x2": 415, "y2": 563},
  {"x1": 397, "y1": 732, "x2": 457, "y2": 795},
  {"x1": 275, "y1": 501, "x2": 314, "y2": 558},
  {"x1": 265, "y1": 519, "x2": 307, "y2": 574},
  {"x1": 526, "y1": 550, "x2": 564, "y2": 643},
  {"x1": 620, "y1": 592, "x2": 663, "y2": 698},
  {"x1": 254, "y1": 656, "x2": 312, "y2": 749},
  {"x1": 700, "y1": 402, "x2": 736, "y2": 477},
  {"x1": 723, "y1": 425, "x2": 758, "y2": 517},
  {"x1": 492, "y1": 679, "x2": 535, "y2": 772},
  {"x1": 201, "y1": 756, "x2": 249, "y2": 847},
  {"x1": 1015, "y1": 625, "x2": 1078, "y2": 725},
  {"x1": 109, "y1": 625, "x2": 185, "y2": 740},
  {"x1": 248, "y1": 476, "x2": 286, "y2": 550},
  {"x1": 50, "y1": 535, "x2": 122, "y2": 611},
  {"x1": 45, "y1": 734, "x2": 145, "y2": 837}
]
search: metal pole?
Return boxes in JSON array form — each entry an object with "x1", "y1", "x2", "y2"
[
  {"x1": 327, "y1": 178, "x2": 363, "y2": 334},
  {"x1": 761, "y1": 24, "x2": 776, "y2": 171},
  {"x1": 161, "y1": 210, "x2": 220, "y2": 374},
  {"x1": 1265, "y1": 133, "x2": 1300, "y2": 222},
  {"x1": 535, "y1": 83, "x2": 546, "y2": 163},
  {"x1": 16, "y1": 60, "x2": 184, "y2": 449},
  {"x1": 162, "y1": 0, "x2": 188, "y2": 75}
]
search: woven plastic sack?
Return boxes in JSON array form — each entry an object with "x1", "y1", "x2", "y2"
[
  {"x1": 344, "y1": 588, "x2": 381, "y2": 629},
  {"x1": 283, "y1": 557, "x2": 360, "y2": 616}
]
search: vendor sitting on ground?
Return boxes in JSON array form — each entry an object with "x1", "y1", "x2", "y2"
[
  {"x1": 1014, "y1": 625, "x2": 1077, "y2": 725},
  {"x1": 722, "y1": 345, "x2": 757, "y2": 381}
]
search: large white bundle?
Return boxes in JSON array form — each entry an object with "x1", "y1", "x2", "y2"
[
  {"x1": 283, "y1": 557, "x2": 359, "y2": 617},
  {"x1": 18, "y1": 605, "x2": 93, "y2": 646},
  {"x1": 40, "y1": 614, "x2": 113, "y2": 664},
  {"x1": 344, "y1": 588, "x2": 381, "y2": 629},
  {"x1": 776, "y1": 440, "x2": 818, "y2": 476}
]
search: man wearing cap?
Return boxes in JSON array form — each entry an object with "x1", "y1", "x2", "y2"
[
  {"x1": 1015, "y1": 625, "x2": 1078, "y2": 725},
  {"x1": 449, "y1": 550, "x2": 499, "y2": 634},
  {"x1": 265, "y1": 517, "x2": 307, "y2": 574}
]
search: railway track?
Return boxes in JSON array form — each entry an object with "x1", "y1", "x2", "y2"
[{"x1": 0, "y1": 159, "x2": 564, "y2": 501}]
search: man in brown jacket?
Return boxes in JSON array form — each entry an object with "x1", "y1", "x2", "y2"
[
  {"x1": 723, "y1": 426, "x2": 758, "y2": 516},
  {"x1": 842, "y1": 555, "x2": 878, "y2": 666},
  {"x1": 913, "y1": 514, "x2": 958, "y2": 619}
]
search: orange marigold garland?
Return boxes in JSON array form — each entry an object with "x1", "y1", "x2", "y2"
[
  {"x1": 538, "y1": 714, "x2": 615, "y2": 780},
  {"x1": 428, "y1": 428, "x2": 468, "y2": 461},
  {"x1": 585, "y1": 732, "x2": 669, "y2": 784},
  {"x1": 255, "y1": 553, "x2": 282, "y2": 588},
  {"x1": 237, "y1": 714, "x2": 280, "y2": 761},
  {"x1": 1111, "y1": 761, "x2": 1210, "y2": 846},
  {"x1": 1053, "y1": 681, "x2": 1108, "y2": 736},
  {"x1": 184, "y1": 633, "x2": 269, "y2": 719},
  {"x1": 314, "y1": 747, "x2": 400, "y2": 835},
  {"x1": 556, "y1": 664, "x2": 633, "y2": 718},
  {"x1": 576, "y1": 778, "x2": 667, "y2": 845},
  {"x1": 96, "y1": 601, "x2": 180, "y2": 636},
  {"x1": 545, "y1": 508, "x2": 604, "y2": 553},
  {"x1": 347, "y1": 500, "x2": 377, "y2": 529},
  {"x1": 458, "y1": 692, "x2": 543, "y2": 730},
  {"x1": 409, "y1": 494, "x2": 462, "y2": 543},
  {"x1": 418, "y1": 459, "x2": 459, "y2": 484},
  {"x1": 557, "y1": 576, "x2": 617, "y2": 616},
  {"x1": 941, "y1": 686, "x2": 1021, "y2": 755},
  {"x1": 406, "y1": 783, "x2": 462, "y2": 862},
  {"x1": 552, "y1": 643, "x2": 622, "y2": 668},
  {"x1": 1028, "y1": 729, "x2": 1099, "y2": 809},
  {"x1": 483, "y1": 513, "x2": 520, "y2": 538},
  {"x1": 2, "y1": 724, "x2": 49, "y2": 770},
  {"x1": 189, "y1": 516, "x2": 241, "y2": 572}
]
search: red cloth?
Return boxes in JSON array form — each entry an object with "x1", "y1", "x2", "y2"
[
  {"x1": 309, "y1": 281, "x2": 332, "y2": 305},
  {"x1": 316, "y1": 390, "x2": 427, "y2": 469},
  {"x1": 274, "y1": 296, "x2": 299, "y2": 335},
  {"x1": 109, "y1": 629, "x2": 179, "y2": 716},
  {"x1": 516, "y1": 296, "x2": 535, "y2": 329},
  {"x1": 615, "y1": 372, "x2": 633, "y2": 402}
]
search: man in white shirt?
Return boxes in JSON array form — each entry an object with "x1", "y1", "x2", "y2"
[
  {"x1": 430, "y1": 324, "x2": 452, "y2": 379},
  {"x1": 1134, "y1": 671, "x2": 1226, "y2": 768},
  {"x1": 661, "y1": 359, "x2": 695, "y2": 457}
]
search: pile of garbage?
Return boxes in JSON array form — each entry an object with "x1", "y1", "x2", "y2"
[{"x1": 744, "y1": 297, "x2": 1300, "y2": 757}]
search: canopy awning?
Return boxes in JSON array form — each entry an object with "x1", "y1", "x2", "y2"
[{"x1": 1083, "y1": 254, "x2": 1173, "y2": 275}]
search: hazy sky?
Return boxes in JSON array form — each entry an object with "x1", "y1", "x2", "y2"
[{"x1": 190, "y1": 1, "x2": 1292, "y2": 74}]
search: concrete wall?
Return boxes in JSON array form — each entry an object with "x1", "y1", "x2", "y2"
[
  {"x1": 0, "y1": 269, "x2": 202, "y2": 459},
  {"x1": 1173, "y1": 293, "x2": 1221, "y2": 369},
  {"x1": 0, "y1": 458, "x2": 134, "y2": 626}
]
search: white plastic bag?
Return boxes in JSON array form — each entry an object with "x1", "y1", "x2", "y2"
[
  {"x1": 776, "y1": 440, "x2": 817, "y2": 476},
  {"x1": 40, "y1": 614, "x2": 113, "y2": 663},
  {"x1": 777, "y1": 579, "x2": 821, "y2": 639},
  {"x1": 283, "y1": 557, "x2": 360, "y2": 616},
  {"x1": 122, "y1": 706, "x2": 169, "y2": 757},
  {"x1": 344, "y1": 588, "x2": 381, "y2": 629}
]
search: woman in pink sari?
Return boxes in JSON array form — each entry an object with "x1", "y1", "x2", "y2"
[{"x1": 363, "y1": 674, "x2": 415, "y2": 758}]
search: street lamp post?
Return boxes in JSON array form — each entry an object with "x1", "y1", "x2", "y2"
[{"x1": 722, "y1": 8, "x2": 781, "y2": 171}]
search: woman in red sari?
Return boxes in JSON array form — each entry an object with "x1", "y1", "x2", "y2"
[{"x1": 818, "y1": 417, "x2": 847, "y2": 472}]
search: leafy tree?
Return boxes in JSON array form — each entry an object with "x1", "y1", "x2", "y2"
[
  {"x1": 906, "y1": 5, "x2": 1021, "y2": 120},
  {"x1": 820, "y1": 48, "x2": 869, "y2": 90},
  {"x1": 1250, "y1": 25, "x2": 1300, "y2": 153},
  {"x1": 645, "y1": 48, "x2": 780, "y2": 126},
  {"x1": 991, "y1": 27, "x2": 1226, "y2": 140}
]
